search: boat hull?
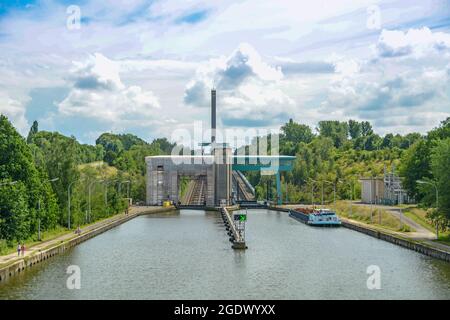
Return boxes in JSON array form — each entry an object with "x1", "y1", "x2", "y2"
[{"x1": 289, "y1": 209, "x2": 341, "y2": 227}]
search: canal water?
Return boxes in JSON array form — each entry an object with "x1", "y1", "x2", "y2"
[{"x1": 0, "y1": 209, "x2": 449, "y2": 299}]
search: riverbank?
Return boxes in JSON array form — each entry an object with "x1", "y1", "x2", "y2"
[
  {"x1": 274, "y1": 205, "x2": 450, "y2": 263},
  {"x1": 0, "y1": 206, "x2": 175, "y2": 283}
]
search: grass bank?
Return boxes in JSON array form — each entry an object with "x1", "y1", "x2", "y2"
[
  {"x1": 334, "y1": 200, "x2": 412, "y2": 232},
  {"x1": 402, "y1": 206, "x2": 450, "y2": 246}
]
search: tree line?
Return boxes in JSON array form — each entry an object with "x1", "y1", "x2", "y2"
[{"x1": 0, "y1": 116, "x2": 167, "y2": 248}]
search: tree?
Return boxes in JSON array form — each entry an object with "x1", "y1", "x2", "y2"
[
  {"x1": 399, "y1": 139, "x2": 432, "y2": 201},
  {"x1": 317, "y1": 121, "x2": 349, "y2": 148},
  {"x1": 431, "y1": 139, "x2": 450, "y2": 220},
  {"x1": 280, "y1": 119, "x2": 314, "y2": 155},
  {"x1": 152, "y1": 138, "x2": 176, "y2": 155},
  {"x1": 381, "y1": 133, "x2": 394, "y2": 149},
  {"x1": 31, "y1": 131, "x2": 80, "y2": 226},
  {"x1": 348, "y1": 120, "x2": 362, "y2": 140},
  {"x1": 27, "y1": 120, "x2": 39, "y2": 144},
  {"x1": 0, "y1": 115, "x2": 58, "y2": 240},
  {"x1": 0, "y1": 182, "x2": 30, "y2": 242},
  {"x1": 402, "y1": 133, "x2": 422, "y2": 149},
  {"x1": 281, "y1": 119, "x2": 314, "y2": 144},
  {"x1": 428, "y1": 117, "x2": 450, "y2": 141},
  {"x1": 361, "y1": 121, "x2": 374, "y2": 137}
]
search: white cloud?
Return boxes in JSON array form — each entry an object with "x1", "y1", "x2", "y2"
[
  {"x1": 376, "y1": 27, "x2": 450, "y2": 58},
  {"x1": 321, "y1": 62, "x2": 450, "y2": 134},
  {"x1": 58, "y1": 53, "x2": 161, "y2": 122},
  {"x1": 184, "y1": 43, "x2": 293, "y2": 126},
  {"x1": 0, "y1": 93, "x2": 29, "y2": 135}
]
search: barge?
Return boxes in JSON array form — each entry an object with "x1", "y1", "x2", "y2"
[{"x1": 289, "y1": 207, "x2": 341, "y2": 227}]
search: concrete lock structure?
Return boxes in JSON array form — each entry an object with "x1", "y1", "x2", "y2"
[{"x1": 146, "y1": 146, "x2": 232, "y2": 207}]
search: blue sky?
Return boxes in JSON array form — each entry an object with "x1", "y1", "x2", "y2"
[{"x1": 0, "y1": 0, "x2": 450, "y2": 144}]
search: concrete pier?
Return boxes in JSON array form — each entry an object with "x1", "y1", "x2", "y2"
[{"x1": 221, "y1": 206, "x2": 247, "y2": 250}]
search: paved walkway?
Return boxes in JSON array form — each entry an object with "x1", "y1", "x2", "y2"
[
  {"x1": 351, "y1": 203, "x2": 436, "y2": 240},
  {"x1": 0, "y1": 206, "x2": 163, "y2": 267}
]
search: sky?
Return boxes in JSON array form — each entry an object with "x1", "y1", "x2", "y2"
[{"x1": 0, "y1": 0, "x2": 450, "y2": 145}]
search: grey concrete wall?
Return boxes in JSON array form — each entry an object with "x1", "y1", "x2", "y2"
[{"x1": 146, "y1": 153, "x2": 232, "y2": 207}]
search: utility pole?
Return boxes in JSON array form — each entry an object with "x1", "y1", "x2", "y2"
[
  {"x1": 309, "y1": 179, "x2": 317, "y2": 208},
  {"x1": 324, "y1": 180, "x2": 336, "y2": 211},
  {"x1": 88, "y1": 179, "x2": 104, "y2": 223},
  {"x1": 38, "y1": 199, "x2": 41, "y2": 241},
  {"x1": 38, "y1": 178, "x2": 59, "y2": 240},
  {"x1": 417, "y1": 180, "x2": 439, "y2": 239},
  {"x1": 321, "y1": 181, "x2": 324, "y2": 206},
  {"x1": 68, "y1": 178, "x2": 83, "y2": 230}
]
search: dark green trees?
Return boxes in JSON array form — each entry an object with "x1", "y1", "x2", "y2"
[
  {"x1": 26, "y1": 120, "x2": 38, "y2": 144},
  {"x1": 280, "y1": 119, "x2": 313, "y2": 155},
  {"x1": 431, "y1": 139, "x2": 450, "y2": 220},
  {"x1": 399, "y1": 140, "x2": 432, "y2": 202},
  {"x1": 0, "y1": 115, "x2": 58, "y2": 242}
]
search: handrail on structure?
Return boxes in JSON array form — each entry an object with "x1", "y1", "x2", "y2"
[{"x1": 236, "y1": 170, "x2": 255, "y2": 195}]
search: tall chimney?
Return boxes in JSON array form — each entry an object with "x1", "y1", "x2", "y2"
[{"x1": 211, "y1": 89, "x2": 216, "y2": 144}]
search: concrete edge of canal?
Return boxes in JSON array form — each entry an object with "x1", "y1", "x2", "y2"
[
  {"x1": 0, "y1": 207, "x2": 176, "y2": 284},
  {"x1": 269, "y1": 206, "x2": 450, "y2": 263}
]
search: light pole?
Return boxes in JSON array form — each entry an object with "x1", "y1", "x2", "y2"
[
  {"x1": 88, "y1": 179, "x2": 104, "y2": 223},
  {"x1": 417, "y1": 180, "x2": 439, "y2": 238},
  {"x1": 321, "y1": 181, "x2": 324, "y2": 206},
  {"x1": 67, "y1": 180, "x2": 77, "y2": 230},
  {"x1": 104, "y1": 180, "x2": 118, "y2": 215},
  {"x1": 309, "y1": 179, "x2": 317, "y2": 207},
  {"x1": 68, "y1": 178, "x2": 85, "y2": 230},
  {"x1": 118, "y1": 180, "x2": 131, "y2": 206},
  {"x1": 38, "y1": 178, "x2": 59, "y2": 240},
  {"x1": 324, "y1": 180, "x2": 336, "y2": 211},
  {"x1": 339, "y1": 180, "x2": 354, "y2": 216}
]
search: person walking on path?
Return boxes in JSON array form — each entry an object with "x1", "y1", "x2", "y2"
[
  {"x1": 21, "y1": 243, "x2": 25, "y2": 256},
  {"x1": 17, "y1": 243, "x2": 21, "y2": 256}
]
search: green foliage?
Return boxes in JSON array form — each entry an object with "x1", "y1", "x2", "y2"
[
  {"x1": 152, "y1": 138, "x2": 176, "y2": 155},
  {"x1": 318, "y1": 120, "x2": 349, "y2": 148},
  {"x1": 280, "y1": 119, "x2": 313, "y2": 155},
  {"x1": 348, "y1": 119, "x2": 362, "y2": 140},
  {"x1": 113, "y1": 143, "x2": 163, "y2": 201},
  {"x1": 0, "y1": 182, "x2": 30, "y2": 242},
  {"x1": 27, "y1": 120, "x2": 38, "y2": 144},
  {"x1": 399, "y1": 139, "x2": 431, "y2": 202},
  {"x1": 431, "y1": 138, "x2": 450, "y2": 220},
  {"x1": 244, "y1": 119, "x2": 402, "y2": 205},
  {"x1": 0, "y1": 116, "x2": 59, "y2": 242},
  {"x1": 427, "y1": 117, "x2": 450, "y2": 141}
]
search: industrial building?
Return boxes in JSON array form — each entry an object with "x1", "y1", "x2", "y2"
[{"x1": 360, "y1": 166, "x2": 412, "y2": 205}]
